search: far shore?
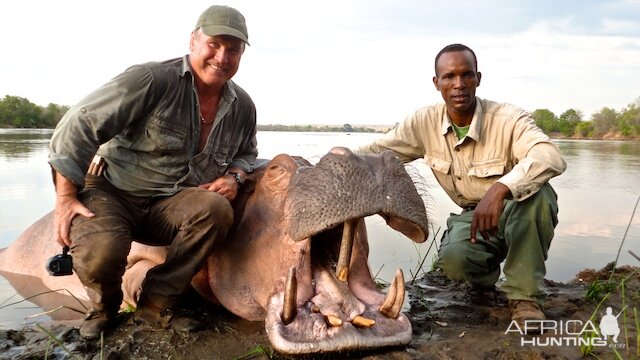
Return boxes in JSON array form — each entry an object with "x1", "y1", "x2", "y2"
[{"x1": 3, "y1": 125, "x2": 639, "y2": 141}]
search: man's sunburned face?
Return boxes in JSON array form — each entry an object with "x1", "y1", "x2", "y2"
[{"x1": 190, "y1": 30, "x2": 244, "y2": 89}]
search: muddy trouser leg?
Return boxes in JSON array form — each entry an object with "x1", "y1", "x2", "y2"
[
  {"x1": 70, "y1": 175, "x2": 143, "y2": 318},
  {"x1": 434, "y1": 183, "x2": 558, "y2": 305},
  {"x1": 136, "y1": 187, "x2": 234, "y2": 309}
]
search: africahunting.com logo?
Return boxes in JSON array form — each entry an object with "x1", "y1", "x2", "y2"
[{"x1": 505, "y1": 306, "x2": 627, "y2": 349}]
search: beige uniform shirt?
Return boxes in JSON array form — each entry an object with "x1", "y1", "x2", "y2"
[{"x1": 356, "y1": 98, "x2": 566, "y2": 208}]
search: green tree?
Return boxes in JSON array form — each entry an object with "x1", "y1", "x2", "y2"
[
  {"x1": 574, "y1": 121, "x2": 594, "y2": 137},
  {"x1": 0, "y1": 95, "x2": 42, "y2": 128},
  {"x1": 590, "y1": 107, "x2": 618, "y2": 137},
  {"x1": 40, "y1": 103, "x2": 69, "y2": 127},
  {"x1": 342, "y1": 123, "x2": 353, "y2": 132},
  {"x1": 557, "y1": 109, "x2": 582, "y2": 137},
  {"x1": 531, "y1": 109, "x2": 558, "y2": 133},
  {"x1": 617, "y1": 100, "x2": 640, "y2": 137}
]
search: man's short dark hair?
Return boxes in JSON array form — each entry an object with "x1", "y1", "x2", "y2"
[{"x1": 434, "y1": 44, "x2": 478, "y2": 75}]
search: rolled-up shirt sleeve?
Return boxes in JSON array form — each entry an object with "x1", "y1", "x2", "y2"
[
  {"x1": 48, "y1": 66, "x2": 155, "y2": 187},
  {"x1": 354, "y1": 113, "x2": 425, "y2": 163},
  {"x1": 497, "y1": 115, "x2": 567, "y2": 201}
]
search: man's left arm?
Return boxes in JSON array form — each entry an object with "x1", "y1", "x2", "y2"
[
  {"x1": 497, "y1": 115, "x2": 567, "y2": 201},
  {"x1": 471, "y1": 113, "x2": 566, "y2": 242}
]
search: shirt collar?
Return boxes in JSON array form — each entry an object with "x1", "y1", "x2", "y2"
[
  {"x1": 440, "y1": 97, "x2": 484, "y2": 141},
  {"x1": 180, "y1": 55, "x2": 191, "y2": 77}
]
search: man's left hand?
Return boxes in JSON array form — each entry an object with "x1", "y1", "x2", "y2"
[
  {"x1": 470, "y1": 182, "x2": 512, "y2": 243},
  {"x1": 199, "y1": 174, "x2": 238, "y2": 201}
]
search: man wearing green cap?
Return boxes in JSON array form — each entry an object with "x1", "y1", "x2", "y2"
[{"x1": 48, "y1": 5, "x2": 256, "y2": 339}]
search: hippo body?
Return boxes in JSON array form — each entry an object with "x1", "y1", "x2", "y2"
[{"x1": 0, "y1": 148, "x2": 429, "y2": 354}]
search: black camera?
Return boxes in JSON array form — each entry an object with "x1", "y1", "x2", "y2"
[{"x1": 46, "y1": 246, "x2": 73, "y2": 276}]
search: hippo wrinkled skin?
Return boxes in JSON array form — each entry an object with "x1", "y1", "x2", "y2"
[{"x1": 0, "y1": 147, "x2": 429, "y2": 355}]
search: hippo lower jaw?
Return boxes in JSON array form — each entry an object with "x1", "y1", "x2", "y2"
[
  {"x1": 265, "y1": 292, "x2": 412, "y2": 355},
  {"x1": 264, "y1": 219, "x2": 413, "y2": 355}
]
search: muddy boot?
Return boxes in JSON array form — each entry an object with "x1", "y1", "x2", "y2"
[
  {"x1": 509, "y1": 300, "x2": 546, "y2": 334},
  {"x1": 79, "y1": 310, "x2": 116, "y2": 340},
  {"x1": 134, "y1": 297, "x2": 204, "y2": 332}
]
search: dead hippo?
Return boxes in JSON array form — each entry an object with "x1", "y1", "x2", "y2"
[{"x1": 0, "y1": 147, "x2": 429, "y2": 355}]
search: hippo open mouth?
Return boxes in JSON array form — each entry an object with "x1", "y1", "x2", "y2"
[{"x1": 262, "y1": 147, "x2": 429, "y2": 354}]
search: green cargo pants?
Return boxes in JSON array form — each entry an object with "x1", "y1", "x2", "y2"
[{"x1": 434, "y1": 183, "x2": 558, "y2": 305}]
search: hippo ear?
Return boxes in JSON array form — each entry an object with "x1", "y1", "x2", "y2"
[{"x1": 261, "y1": 154, "x2": 300, "y2": 193}]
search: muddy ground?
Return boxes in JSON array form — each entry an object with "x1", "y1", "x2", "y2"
[{"x1": 1, "y1": 265, "x2": 638, "y2": 360}]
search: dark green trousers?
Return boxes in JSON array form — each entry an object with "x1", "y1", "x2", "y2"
[
  {"x1": 434, "y1": 183, "x2": 558, "y2": 304},
  {"x1": 69, "y1": 175, "x2": 233, "y2": 316}
]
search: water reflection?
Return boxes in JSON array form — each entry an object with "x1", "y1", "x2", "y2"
[{"x1": 0, "y1": 129, "x2": 53, "y2": 159}]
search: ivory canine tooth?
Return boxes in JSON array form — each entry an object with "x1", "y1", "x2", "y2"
[
  {"x1": 352, "y1": 315, "x2": 376, "y2": 327},
  {"x1": 379, "y1": 269, "x2": 405, "y2": 319},
  {"x1": 379, "y1": 270, "x2": 398, "y2": 316},
  {"x1": 336, "y1": 219, "x2": 357, "y2": 282},
  {"x1": 326, "y1": 315, "x2": 343, "y2": 327},
  {"x1": 388, "y1": 269, "x2": 405, "y2": 319},
  {"x1": 282, "y1": 267, "x2": 297, "y2": 325}
]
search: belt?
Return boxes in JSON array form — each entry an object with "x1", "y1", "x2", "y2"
[{"x1": 462, "y1": 205, "x2": 476, "y2": 212}]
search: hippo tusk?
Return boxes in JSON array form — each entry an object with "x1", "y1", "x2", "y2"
[
  {"x1": 336, "y1": 219, "x2": 357, "y2": 282},
  {"x1": 282, "y1": 267, "x2": 297, "y2": 325},
  {"x1": 352, "y1": 315, "x2": 376, "y2": 327},
  {"x1": 379, "y1": 269, "x2": 405, "y2": 319},
  {"x1": 389, "y1": 269, "x2": 405, "y2": 318},
  {"x1": 326, "y1": 314, "x2": 343, "y2": 327}
]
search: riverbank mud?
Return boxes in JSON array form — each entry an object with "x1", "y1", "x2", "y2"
[{"x1": 1, "y1": 265, "x2": 637, "y2": 360}]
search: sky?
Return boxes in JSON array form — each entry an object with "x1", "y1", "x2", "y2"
[{"x1": 1, "y1": 0, "x2": 639, "y2": 126}]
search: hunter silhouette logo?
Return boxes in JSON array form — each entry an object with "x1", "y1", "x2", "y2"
[
  {"x1": 599, "y1": 307, "x2": 622, "y2": 343},
  {"x1": 505, "y1": 305, "x2": 628, "y2": 349}
]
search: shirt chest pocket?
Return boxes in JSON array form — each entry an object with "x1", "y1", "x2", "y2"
[
  {"x1": 425, "y1": 156, "x2": 451, "y2": 175},
  {"x1": 212, "y1": 144, "x2": 232, "y2": 168},
  {"x1": 132, "y1": 117, "x2": 186, "y2": 153},
  {"x1": 468, "y1": 158, "x2": 506, "y2": 178}
]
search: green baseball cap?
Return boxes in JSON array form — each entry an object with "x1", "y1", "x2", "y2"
[{"x1": 195, "y1": 5, "x2": 249, "y2": 45}]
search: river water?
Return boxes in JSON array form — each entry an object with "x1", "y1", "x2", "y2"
[{"x1": 1, "y1": 129, "x2": 639, "y2": 328}]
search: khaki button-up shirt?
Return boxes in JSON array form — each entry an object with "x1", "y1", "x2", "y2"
[
  {"x1": 356, "y1": 98, "x2": 566, "y2": 207},
  {"x1": 49, "y1": 56, "x2": 258, "y2": 198}
]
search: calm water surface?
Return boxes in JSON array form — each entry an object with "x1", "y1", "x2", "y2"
[{"x1": 1, "y1": 129, "x2": 639, "y2": 328}]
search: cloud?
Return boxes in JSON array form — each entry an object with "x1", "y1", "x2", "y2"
[{"x1": 0, "y1": 0, "x2": 639, "y2": 125}]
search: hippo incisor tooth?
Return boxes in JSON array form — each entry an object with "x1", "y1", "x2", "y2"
[
  {"x1": 282, "y1": 266, "x2": 297, "y2": 325},
  {"x1": 379, "y1": 269, "x2": 405, "y2": 319},
  {"x1": 336, "y1": 219, "x2": 357, "y2": 282},
  {"x1": 352, "y1": 315, "x2": 376, "y2": 327},
  {"x1": 326, "y1": 315, "x2": 343, "y2": 327}
]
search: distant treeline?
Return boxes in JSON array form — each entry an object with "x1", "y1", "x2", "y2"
[
  {"x1": 257, "y1": 124, "x2": 384, "y2": 133},
  {"x1": 2, "y1": 94, "x2": 639, "y2": 139},
  {"x1": 0, "y1": 95, "x2": 69, "y2": 128},
  {"x1": 532, "y1": 97, "x2": 640, "y2": 139}
]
